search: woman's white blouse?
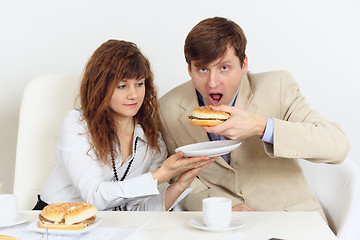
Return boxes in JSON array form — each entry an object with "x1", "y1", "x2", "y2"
[{"x1": 40, "y1": 110, "x2": 169, "y2": 211}]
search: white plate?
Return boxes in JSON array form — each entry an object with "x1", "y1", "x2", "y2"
[
  {"x1": 27, "y1": 217, "x2": 101, "y2": 235},
  {"x1": 175, "y1": 140, "x2": 241, "y2": 157},
  {"x1": 189, "y1": 218, "x2": 244, "y2": 232},
  {"x1": 0, "y1": 213, "x2": 30, "y2": 227}
]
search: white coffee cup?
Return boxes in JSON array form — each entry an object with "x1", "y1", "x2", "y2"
[
  {"x1": 202, "y1": 197, "x2": 232, "y2": 229},
  {"x1": 0, "y1": 194, "x2": 18, "y2": 223}
]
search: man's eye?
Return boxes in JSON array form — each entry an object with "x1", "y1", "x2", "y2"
[
  {"x1": 221, "y1": 66, "x2": 229, "y2": 71},
  {"x1": 199, "y1": 68, "x2": 207, "y2": 73}
]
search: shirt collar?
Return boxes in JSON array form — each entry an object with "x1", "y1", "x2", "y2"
[{"x1": 134, "y1": 123, "x2": 147, "y2": 142}]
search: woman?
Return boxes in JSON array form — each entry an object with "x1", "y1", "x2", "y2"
[{"x1": 33, "y1": 40, "x2": 213, "y2": 211}]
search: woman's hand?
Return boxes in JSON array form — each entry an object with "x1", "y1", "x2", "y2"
[
  {"x1": 152, "y1": 151, "x2": 214, "y2": 184},
  {"x1": 163, "y1": 155, "x2": 213, "y2": 210},
  {"x1": 174, "y1": 160, "x2": 213, "y2": 190}
]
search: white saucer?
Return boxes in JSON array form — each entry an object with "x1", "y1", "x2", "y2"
[
  {"x1": 0, "y1": 213, "x2": 30, "y2": 227},
  {"x1": 189, "y1": 218, "x2": 244, "y2": 232},
  {"x1": 27, "y1": 217, "x2": 102, "y2": 235},
  {"x1": 175, "y1": 140, "x2": 242, "y2": 157}
]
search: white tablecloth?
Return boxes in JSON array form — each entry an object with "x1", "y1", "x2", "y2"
[{"x1": 0, "y1": 210, "x2": 337, "y2": 240}]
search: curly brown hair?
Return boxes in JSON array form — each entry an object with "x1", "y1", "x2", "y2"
[{"x1": 80, "y1": 39, "x2": 160, "y2": 164}]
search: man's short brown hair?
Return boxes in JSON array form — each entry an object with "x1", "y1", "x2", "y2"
[{"x1": 184, "y1": 17, "x2": 247, "y2": 68}]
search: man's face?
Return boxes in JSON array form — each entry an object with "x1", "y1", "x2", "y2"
[{"x1": 188, "y1": 46, "x2": 247, "y2": 106}]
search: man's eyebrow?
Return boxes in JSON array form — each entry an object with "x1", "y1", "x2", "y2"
[
  {"x1": 208, "y1": 59, "x2": 232, "y2": 68},
  {"x1": 218, "y1": 59, "x2": 231, "y2": 65},
  {"x1": 193, "y1": 57, "x2": 232, "y2": 68}
]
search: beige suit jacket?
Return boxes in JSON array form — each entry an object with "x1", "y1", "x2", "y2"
[{"x1": 159, "y1": 70, "x2": 349, "y2": 220}]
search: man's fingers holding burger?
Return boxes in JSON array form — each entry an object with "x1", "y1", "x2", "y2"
[
  {"x1": 201, "y1": 113, "x2": 233, "y2": 136},
  {"x1": 210, "y1": 105, "x2": 234, "y2": 115}
]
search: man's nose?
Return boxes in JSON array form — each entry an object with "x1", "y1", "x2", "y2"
[{"x1": 208, "y1": 71, "x2": 219, "y2": 88}]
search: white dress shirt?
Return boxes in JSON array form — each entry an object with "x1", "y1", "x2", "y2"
[{"x1": 40, "y1": 110, "x2": 170, "y2": 211}]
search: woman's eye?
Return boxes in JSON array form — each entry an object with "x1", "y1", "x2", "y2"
[
  {"x1": 117, "y1": 85, "x2": 126, "y2": 89},
  {"x1": 199, "y1": 68, "x2": 207, "y2": 73},
  {"x1": 137, "y1": 82, "x2": 145, "y2": 87},
  {"x1": 221, "y1": 66, "x2": 229, "y2": 71}
]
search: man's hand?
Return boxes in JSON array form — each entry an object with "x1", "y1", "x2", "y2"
[
  {"x1": 202, "y1": 105, "x2": 267, "y2": 141},
  {"x1": 232, "y1": 203, "x2": 256, "y2": 211}
]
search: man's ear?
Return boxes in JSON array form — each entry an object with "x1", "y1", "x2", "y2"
[
  {"x1": 187, "y1": 64, "x2": 192, "y2": 77},
  {"x1": 241, "y1": 56, "x2": 248, "y2": 74}
]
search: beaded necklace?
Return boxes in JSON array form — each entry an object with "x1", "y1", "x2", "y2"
[{"x1": 111, "y1": 136, "x2": 139, "y2": 211}]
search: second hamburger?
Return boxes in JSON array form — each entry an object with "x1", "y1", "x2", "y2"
[{"x1": 38, "y1": 202, "x2": 98, "y2": 230}]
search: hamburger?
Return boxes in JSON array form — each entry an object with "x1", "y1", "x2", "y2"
[
  {"x1": 38, "y1": 202, "x2": 98, "y2": 230},
  {"x1": 188, "y1": 105, "x2": 230, "y2": 126}
]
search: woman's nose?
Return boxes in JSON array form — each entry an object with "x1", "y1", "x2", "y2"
[{"x1": 127, "y1": 86, "x2": 137, "y2": 99}]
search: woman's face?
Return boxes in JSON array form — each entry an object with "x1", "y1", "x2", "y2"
[{"x1": 109, "y1": 78, "x2": 145, "y2": 120}]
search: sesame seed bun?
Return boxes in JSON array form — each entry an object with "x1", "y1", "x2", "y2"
[
  {"x1": 188, "y1": 105, "x2": 230, "y2": 126},
  {"x1": 38, "y1": 202, "x2": 98, "y2": 230}
]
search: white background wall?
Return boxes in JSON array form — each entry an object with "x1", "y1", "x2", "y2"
[{"x1": 0, "y1": 0, "x2": 359, "y2": 193}]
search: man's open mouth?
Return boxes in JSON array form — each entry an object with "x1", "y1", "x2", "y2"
[{"x1": 210, "y1": 93, "x2": 223, "y2": 104}]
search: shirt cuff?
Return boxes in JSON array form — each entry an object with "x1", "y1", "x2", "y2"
[
  {"x1": 261, "y1": 117, "x2": 274, "y2": 144},
  {"x1": 115, "y1": 172, "x2": 160, "y2": 198}
]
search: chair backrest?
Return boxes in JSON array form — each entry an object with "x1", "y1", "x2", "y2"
[
  {"x1": 299, "y1": 159, "x2": 360, "y2": 240},
  {"x1": 13, "y1": 74, "x2": 81, "y2": 210}
]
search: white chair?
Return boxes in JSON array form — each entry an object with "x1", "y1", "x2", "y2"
[
  {"x1": 299, "y1": 158, "x2": 360, "y2": 240},
  {"x1": 13, "y1": 74, "x2": 81, "y2": 210}
]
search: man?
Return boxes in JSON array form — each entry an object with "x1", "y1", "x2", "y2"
[{"x1": 159, "y1": 17, "x2": 349, "y2": 220}]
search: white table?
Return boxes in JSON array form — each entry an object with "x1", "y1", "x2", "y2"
[{"x1": 18, "y1": 210, "x2": 336, "y2": 240}]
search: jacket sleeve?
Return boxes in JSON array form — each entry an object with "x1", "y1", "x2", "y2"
[{"x1": 264, "y1": 71, "x2": 349, "y2": 163}]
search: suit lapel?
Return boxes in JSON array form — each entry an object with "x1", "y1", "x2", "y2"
[
  {"x1": 230, "y1": 73, "x2": 258, "y2": 165},
  {"x1": 178, "y1": 82, "x2": 209, "y2": 143},
  {"x1": 235, "y1": 73, "x2": 254, "y2": 108}
]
